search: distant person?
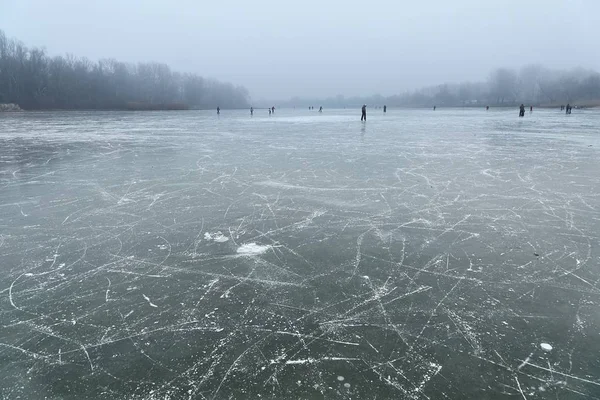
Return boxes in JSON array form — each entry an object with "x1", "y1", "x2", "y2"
[
  {"x1": 566, "y1": 104, "x2": 572, "y2": 114},
  {"x1": 319, "y1": 106, "x2": 323, "y2": 113},
  {"x1": 217, "y1": 106, "x2": 220, "y2": 115},
  {"x1": 383, "y1": 105, "x2": 387, "y2": 113},
  {"x1": 530, "y1": 106, "x2": 533, "y2": 112},
  {"x1": 560, "y1": 105, "x2": 565, "y2": 111},
  {"x1": 433, "y1": 106, "x2": 436, "y2": 111},
  {"x1": 269, "y1": 108, "x2": 272, "y2": 115},
  {"x1": 486, "y1": 105, "x2": 489, "y2": 111},
  {"x1": 250, "y1": 107, "x2": 254, "y2": 116},
  {"x1": 519, "y1": 104, "x2": 525, "y2": 117},
  {"x1": 361, "y1": 104, "x2": 367, "y2": 121},
  {"x1": 272, "y1": 106, "x2": 275, "y2": 114}
]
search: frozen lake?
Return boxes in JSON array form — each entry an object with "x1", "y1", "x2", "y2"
[{"x1": 1, "y1": 108, "x2": 599, "y2": 399}]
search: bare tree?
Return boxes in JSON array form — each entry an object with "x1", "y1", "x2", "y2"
[
  {"x1": 488, "y1": 68, "x2": 518, "y2": 104},
  {"x1": 0, "y1": 29, "x2": 250, "y2": 110}
]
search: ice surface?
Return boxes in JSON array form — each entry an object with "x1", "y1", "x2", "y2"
[{"x1": 1, "y1": 108, "x2": 600, "y2": 399}]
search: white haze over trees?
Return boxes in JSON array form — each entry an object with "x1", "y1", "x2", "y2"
[
  {"x1": 281, "y1": 66, "x2": 600, "y2": 108},
  {"x1": 0, "y1": 30, "x2": 250, "y2": 110}
]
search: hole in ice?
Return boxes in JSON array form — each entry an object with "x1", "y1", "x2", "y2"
[{"x1": 237, "y1": 243, "x2": 271, "y2": 255}]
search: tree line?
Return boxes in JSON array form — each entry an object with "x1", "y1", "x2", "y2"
[
  {"x1": 282, "y1": 65, "x2": 600, "y2": 108},
  {"x1": 0, "y1": 30, "x2": 250, "y2": 110}
]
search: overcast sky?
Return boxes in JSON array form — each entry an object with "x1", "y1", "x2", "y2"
[{"x1": 1, "y1": 0, "x2": 599, "y2": 100}]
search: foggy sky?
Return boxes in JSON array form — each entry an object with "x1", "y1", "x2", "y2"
[{"x1": 1, "y1": 0, "x2": 599, "y2": 100}]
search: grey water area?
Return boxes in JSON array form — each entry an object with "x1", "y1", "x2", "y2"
[{"x1": 0, "y1": 107, "x2": 599, "y2": 399}]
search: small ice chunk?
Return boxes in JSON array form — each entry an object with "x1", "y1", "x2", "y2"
[
  {"x1": 540, "y1": 343, "x2": 552, "y2": 351},
  {"x1": 204, "y1": 231, "x2": 229, "y2": 243},
  {"x1": 344, "y1": 383, "x2": 351, "y2": 388},
  {"x1": 337, "y1": 376, "x2": 345, "y2": 382},
  {"x1": 213, "y1": 233, "x2": 229, "y2": 243},
  {"x1": 237, "y1": 243, "x2": 271, "y2": 255}
]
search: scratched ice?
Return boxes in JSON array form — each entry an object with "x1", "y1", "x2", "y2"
[{"x1": 1, "y1": 109, "x2": 600, "y2": 399}]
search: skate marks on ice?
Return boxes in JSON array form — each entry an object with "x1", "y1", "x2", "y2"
[{"x1": 1, "y1": 110, "x2": 600, "y2": 399}]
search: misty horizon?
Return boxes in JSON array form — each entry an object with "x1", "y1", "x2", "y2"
[{"x1": 2, "y1": 0, "x2": 599, "y2": 100}]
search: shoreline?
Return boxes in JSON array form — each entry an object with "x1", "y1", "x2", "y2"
[{"x1": 3, "y1": 104, "x2": 599, "y2": 112}]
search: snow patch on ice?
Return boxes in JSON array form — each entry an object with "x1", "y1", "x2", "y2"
[
  {"x1": 204, "y1": 231, "x2": 229, "y2": 243},
  {"x1": 237, "y1": 243, "x2": 271, "y2": 255}
]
